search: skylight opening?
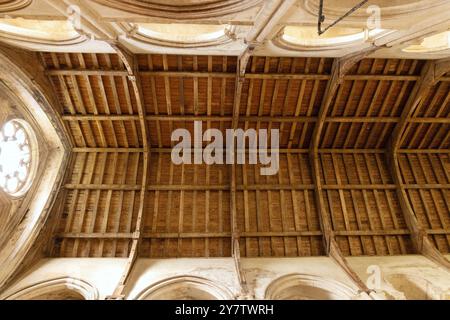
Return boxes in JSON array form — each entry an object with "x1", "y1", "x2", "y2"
[
  {"x1": 0, "y1": 18, "x2": 79, "y2": 41},
  {"x1": 281, "y1": 26, "x2": 385, "y2": 48},
  {"x1": 137, "y1": 23, "x2": 228, "y2": 44},
  {"x1": 403, "y1": 31, "x2": 450, "y2": 53}
]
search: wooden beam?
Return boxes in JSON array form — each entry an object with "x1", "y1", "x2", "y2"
[
  {"x1": 65, "y1": 184, "x2": 142, "y2": 191},
  {"x1": 309, "y1": 48, "x2": 381, "y2": 298},
  {"x1": 398, "y1": 149, "x2": 450, "y2": 154},
  {"x1": 388, "y1": 58, "x2": 450, "y2": 272},
  {"x1": 63, "y1": 228, "x2": 450, "y2": 240},
  {"x1": 46, "y1": 69, "x2": 129, "y2": 77},
  {"x1": 64, "y1": 183, "x2": 449, "y2": 192},
  {"x1": 107, "y1": 43, "x2": 151, "y2": 299},
  {"x1": 230, "y1": 47, "x2": 252, "y2": 298},
  {"x1": 71, "y1": 147, "x2": 392, "y2": 154},
  {"x1": 62, "y1": 114, "x2": 450, "y2": 127},
  {"x1": 73, "y1": 148, "x2": 144, "y2": 153},
  {"x1": 148, "y1": 148, "x2": 385, "y2": 154},
  {"x1": 141, "y1": 70, "x2": 235, "y2": 78},
  {"x1": 60, "y1": 230, "x2": 414, "y2": 239},
  {"x1": 46, "y1": 68, "x2": 430, "y2": 82}
]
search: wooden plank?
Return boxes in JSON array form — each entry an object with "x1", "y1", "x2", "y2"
[
  {"x1": 416, "y1": 155, "x2": 450, "y2": 248},
  {"x1": 97, "y1": 181, "x2": 114, "y2": 256},
  {"x1": 374, "y1": 153, "x2": 406, "y2": 254},
  {"x1": 82, "y1": 152, "x2": 108, "y2": 257},
  {"x1": 76, "y1": 54, "x2": 108, "y2": 148},
  {"x1": 355, "y1": 60, "x2": 391, "y2": 148},
  {"x1": 61, "y1": 153, "x2": 88, "y2": 256},
  {"x1": 365, "y1": 153, "x2": 393, "y2": 255},
  {"x1": 342, "y1": 59, "x2": 378, "y2": 148},
  {"x1": 110, "y1": 153, "x2": 129, "y2": 256},
  {"x1": 89, "y1": 54, "x2": 117, "y2": 147},
  {"x1": 149, "y1": 155, "x2": 161, "y2": 256},
  {"x1": 376, "y1": 61, "x2": 419, "y2": 148},
  {"x1": 72, "y1": 153, "x2": 97, "y2": 256},
  {"x1": 147, "y1": 55, "x2": 162, "y2": 148},
  {"x1": 288, "y1": 58, "x2": 310, "y2": 148},
  {"x1": 287, "y1": 154, "x2": 302, "y2": 255},
  {"x1": 123, "y1": 153, "x2": 139, "y2": 256},
  {"x1": 366, "y1": 60, "x2": 407, "y2": 148},
  {"x1": 299, "y1": 58, "x2": 326, "y2": 148}
]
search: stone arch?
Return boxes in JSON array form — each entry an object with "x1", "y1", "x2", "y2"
[
  {"x1": 135, "y1": 276, "x2": 234, "y2": 300},
  {"x1": 265, "y1": 274, "x2": 359, "y2": 300},
  {"x1": 5, "y1": 277, "x2": 99, "y2": 300}
]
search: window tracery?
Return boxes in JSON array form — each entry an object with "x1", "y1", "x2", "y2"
[{"x1": 0, "y1": 119, "x2": 36, "y2": 196}]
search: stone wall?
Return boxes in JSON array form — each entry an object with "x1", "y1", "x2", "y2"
[{"x1": 1, "y1": 256, "x2": 449, "y2": 300}]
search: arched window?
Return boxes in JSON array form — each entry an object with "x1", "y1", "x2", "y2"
[
  {"x1": 128, "y1": 23, "x2": 236, "y2": 48},
  {"x1": 0, "y1": 119, "x2": 37, "y2": 197},
  {"x1": 275, "y1": 26, "x2": 386, "y2": 51},
  {"x1": 0, "y1": 18, "x2": 86, "y2": 46},
  {"x1": 403, "y1": 31, "x2": 450, "y2": 53}
]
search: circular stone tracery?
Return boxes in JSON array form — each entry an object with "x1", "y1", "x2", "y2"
[{"x1": 0, "y1": 119, "x2": 36, "y2": 196}]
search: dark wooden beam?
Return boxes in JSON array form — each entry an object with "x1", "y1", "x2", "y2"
[
  {"x1": 47, "y1": 68, "x2": 442, "y2": 82},
  {"x1": 62, "y1": 114, "x2": 450, "y2": 124},
  {"x1": 65, "y1": 229, "x2": 450, "y2": 240}
]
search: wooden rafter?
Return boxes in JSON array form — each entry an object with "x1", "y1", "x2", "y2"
[
  {"x1": 390, "y1": 59, "x2": 450, "y2": 152},
  {"x1": 71, "y1": 148, "x2": 450, "y2": 154},
  {"x1": 57, "y1": 229, "x2": 450, "y2": 240},
  {"x1": 230, "y1": 47, "x2": 253, "y2": 298},
  {"x1": 47, "y1": 68, "x2": 443, "y2": 82},
  {"x1": 309, "y1": 48, "x2": 381, "y2": 297},
  {"x1": 61, "y1": 114, "x2": 450, "y2": 124},
  {"x1": 388, "y1": 58, "x2": 450, "y2": 271},
  {"x1": 228, "y1": 0, "x2": 297, "y2": 297},
  {"x1": 107, "y1": 43, "x2": 151, "y2": 299}
]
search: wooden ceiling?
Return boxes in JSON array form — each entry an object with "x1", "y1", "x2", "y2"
[{"x1": 39, "y1": 52, "x2": 449, "y2": 259}]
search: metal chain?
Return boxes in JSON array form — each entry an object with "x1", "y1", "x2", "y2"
[{"x1": 318, "y1": 0, "x2": 370, "y2": 35}]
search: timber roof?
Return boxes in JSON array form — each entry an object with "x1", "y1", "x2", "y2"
[{"x1": 39, "y1": 52, "x2": 449, "y2": 258}]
